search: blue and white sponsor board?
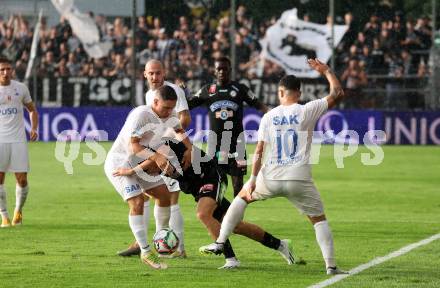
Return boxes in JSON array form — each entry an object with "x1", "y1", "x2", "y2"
[{"x1": 24, "y1": 107, "x2": 440, "y2": 145}]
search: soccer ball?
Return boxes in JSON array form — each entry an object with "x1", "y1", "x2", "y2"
[{"x1": 153, "y1": 228, "x2": 179, "y2": 255}]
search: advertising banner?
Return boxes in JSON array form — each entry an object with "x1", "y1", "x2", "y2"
[{"x1": 25, "y1": 108, "x2": 440, "y2": 145}]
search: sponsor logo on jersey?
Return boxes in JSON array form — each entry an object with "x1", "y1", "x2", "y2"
[
  {"x1": 273, "y1": 114, "x2": 299, "y2": 125},
  {"x1": 230, "y1": 90, "x2": 237, "y2": 97},
  {"x1": 199, "y1": 184, "x2": 214, "y2": 193},
  {"x1": 209, "y1": 100, "x2": 239, "y2": 112},
  {"x1": 208, "y1": 84, "x2": 216, "y2": 94},
  {"x1": 0, "y1": 107, "x2": 18, "y2": 115}
]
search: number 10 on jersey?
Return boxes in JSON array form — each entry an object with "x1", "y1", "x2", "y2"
[{"x1": 276, "y1": 129, "x2": 298, "y2": 161}]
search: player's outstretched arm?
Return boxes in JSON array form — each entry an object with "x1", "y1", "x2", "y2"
[
  {"x1": 112, "y1": 159, "x2": 161, "y2": 177},
  {"x1": 24, "y1": 102, "x2": 38, "y2": 141},
  {"x1": 307, "y1": 58, "x2": 344, "y2": 109}
]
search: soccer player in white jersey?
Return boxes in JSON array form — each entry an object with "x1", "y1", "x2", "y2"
[
  {"x1": 200, "y1": 59, "x2": 348, "y2": 275},
  {"x1": 117, "y1": 59, "x2": 191, "y2": 258},
  {"x1": 0, "y1": 57, "x2": 39, "y2": 228},
  {"x1": 105, "y1": 85, "x2": 192, "y2": 269}
]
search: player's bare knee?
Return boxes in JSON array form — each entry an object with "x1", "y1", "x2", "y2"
[
  {"x1": 170, "y1": 192, "x2": 179, "y2": 205},
  {"x1": 15, "y1": 173, "x2": 28, "y2": 187},
  {"x1": 17, "y1": 179, "x2": 28, "y2": 187},
  {"x1": 308, "y1": 214, "x2": 326, "y2": 224},
  {"x1": 127, "y1": 195, "x2": 145, "y2": 215},
  {"x1": 196, "y1": 209, "x2": 211, "y2": 224}
]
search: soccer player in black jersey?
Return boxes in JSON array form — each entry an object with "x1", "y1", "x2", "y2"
[
  {"x1": 113, "y1": 140, "x2": 302, "y2": 269},
  {"x1": 188, "y1": 57, "x2": 268, "y2": 197}
]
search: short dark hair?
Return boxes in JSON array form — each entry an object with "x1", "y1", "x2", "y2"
[
  {"x1": 279, "y1": 75, "x2": 301, "y2": 91},
  {"x1": 157, "y1": 85, "x2": 177, "y2": 101},
  {"x1": 0, "y1": 57, "x2": 12, "y2": 65},
  {"x1": 215, "y1": 56, "x2": 231, "y2": 67}
]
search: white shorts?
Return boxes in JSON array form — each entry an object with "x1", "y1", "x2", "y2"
[
  {"x1": 0, "y1": 142, "x2": 29, "y2": 173},
  {"x1": 251, "y1": 173, "x2": 325, "y2": 216},
  {"x1": 162, "y1": 176, "x2": 180, "y2": 192},
  {"x1": 104, "y1": 155, "x2": 165, "y2": 201}
]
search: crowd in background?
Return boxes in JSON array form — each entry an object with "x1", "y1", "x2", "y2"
[{"x1": 0, "y1": 4, "x2": 435, "y2": 109}]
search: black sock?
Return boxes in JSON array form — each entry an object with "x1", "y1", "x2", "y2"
[
  {"x1": 223, "y1": 239, "x2": 236, "y2": 259},
  {"x1": 261, "y1": 232, "x2": 281, "y2": 250}
]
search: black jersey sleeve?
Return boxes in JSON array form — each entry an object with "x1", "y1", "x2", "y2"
[
  {"x1": 240, "y1": 83, "x2": 264, "y2": 109},
  {"x1": 188, "y1": 85, "x2": 209, "y2": 109}
]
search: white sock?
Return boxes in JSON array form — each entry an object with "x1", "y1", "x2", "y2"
[
  {"x1": 217, "y1": 197, "x2": 247, "y2": 243},
  {"x1": 143, "y1": 201, "x2": 150, "y2": 239},
  {"x1": 154, "y1": 205, "x2": 170, "y2": 232},
  {"x1": 15, "y1": 185, "x2": 29, "y2": 212},
  {"x1": 0, "y1": 185, "x2": 9, "y2": 219},
  {"x1": 314, "y1": 220, "x2": 336, "y2": 268},
  {"x1": 169, "y1": 204, "x2": 185, "y2": 252},
  {"x1": 128, "y1": 215, "x2": 149, "y2": 253}
]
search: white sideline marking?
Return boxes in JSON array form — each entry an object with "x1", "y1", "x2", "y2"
[{"x1": 308, "y1": 232, "x2": 440, "y2": 288}]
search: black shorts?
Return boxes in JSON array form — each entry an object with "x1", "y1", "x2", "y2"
[
  {"x1": 217, "y1": 153, "x2": 247, "y2": 177},
  {"x1": 194, "y1": 170, "x2": 228, "y2": 204},
  {"x1": 212, "y1": 198, "x2": 231, "y2": 221}
]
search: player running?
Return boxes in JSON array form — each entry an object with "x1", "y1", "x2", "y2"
[
  {"x1": 113, "y1": 139, "x2": 304, "y2": 269},
  {"x1": 199, "y1": 59, "x2": 348, "y2": 275},
  {"x1": 104, "y1": 85, "x2": 192, "y2": 269},
  {"x1": 0, "y1": 57, "x2": 39, "y2": 228}
]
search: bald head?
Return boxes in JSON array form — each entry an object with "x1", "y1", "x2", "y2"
[{"x1": 144, "y1": 59, "x2": 165, "y2": 90}]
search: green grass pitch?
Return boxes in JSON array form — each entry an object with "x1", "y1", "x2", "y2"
[{"x1": 0, "y1": 143, "x2": 439, "y2": 288}]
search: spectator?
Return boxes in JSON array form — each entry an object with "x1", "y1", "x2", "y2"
[
  {"x1": 341, "y1": 58, "x2": 368, "y2": 108},
  {"x1": 107, "y1": 54, "x2": 126, "y2": 78},
  {"x1": 55, "y1": 58, "x2": 70, "y2": 77},
  {"x1": 66, "y1": 52, "x2": 81, "y2": 76},
  {"x1": 138, "y1": 39, "x2": 160, "y2": 65},
  {"x1": 369, "y1": 38, "x2": 386, "y2": 74}
]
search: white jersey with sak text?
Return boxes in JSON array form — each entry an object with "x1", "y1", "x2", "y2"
[
  {"x1": 108, "y1": 105, "x2": 181, "y2": 160},
  {"x1": 0, "y1": 80, "x2": 32, "y2": 143},
  {"x1": 145, "y1": 81, "x2": 189, "y2": 113},
  {"x1": 258, "y1": 98, "x2": 328, "y2": 181}
]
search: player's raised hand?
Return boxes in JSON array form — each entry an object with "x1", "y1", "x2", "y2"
[
  {"x1": 307, "y1": 58, "x2": 330, "y2": 74},
  {"x1": 30, "y1": 129, "x2": 38, "y2": 141}
]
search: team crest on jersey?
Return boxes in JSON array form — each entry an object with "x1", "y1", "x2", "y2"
[
  {"x1": 7, "y1": 95, "x2": 11, "y2": 101},
  {"x1": 208, "y1": 84, "x2": 216, "y2": 94},
  {"x1": 230, "y1": 90, "x2": 237, "y2": 97}
]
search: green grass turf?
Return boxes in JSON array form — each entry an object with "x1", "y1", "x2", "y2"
[{"x1": 0, "y1": 143, "x2": 439, "y2": 288}]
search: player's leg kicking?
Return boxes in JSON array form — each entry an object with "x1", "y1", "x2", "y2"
[{"x1": 196, "y1": 180, "x2": 303, "y2": 267}]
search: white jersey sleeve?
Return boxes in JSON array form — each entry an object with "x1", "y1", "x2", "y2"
[
  {"x1": 303, "y1": 98, "x2": 328, "y2": 127},
  {"x1": 167, "y1": 82, "x2": 189, "y2": 113},
  {"x1": 257, "y1": 113, "x2": 270, "y2": 142},
  {"x1": 20, "y1": 83, "x2": 32, "y2": 105},
  {"x1": 0, "y1": 80, "x2": 32, "y2": 143},
  {"x1": 127, "y1": 108, "x2": 149, "y2": 139}
]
